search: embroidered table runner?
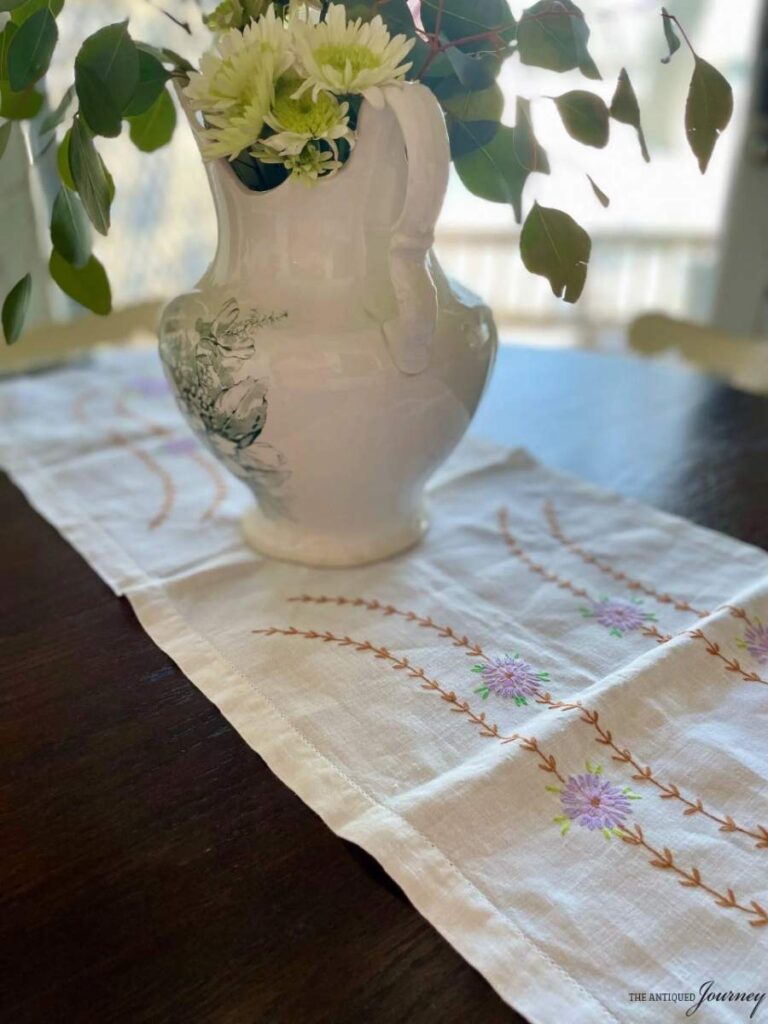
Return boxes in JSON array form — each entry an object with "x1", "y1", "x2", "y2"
[{"x1": 2, "y1": 347, "x2": 767, "y2": 1024}]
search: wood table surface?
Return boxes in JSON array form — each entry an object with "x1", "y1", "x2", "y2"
[{"x1": 2, "y1": 345, "x2": 767, "y2": 1024}]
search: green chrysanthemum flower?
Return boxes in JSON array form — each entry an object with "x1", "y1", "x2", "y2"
[{"x1": 262, "y1": 74, "x2": 353, "y2": 156}]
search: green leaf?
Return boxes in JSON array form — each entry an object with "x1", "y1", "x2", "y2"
[
  {"x1": 441, "y1": 81, "x2": 504, "y2": 121},
  {"x1": 49, "y1": 250, "x2": 111, "y2": 315},
  {"x1": 520, "y1": 202, "x2": 591, "y2": 303},
  {"x1": 443, "y1": 45, "x2": 499, "y2": 91},
  {"x1": 443, "y1": 84, "x2": 504, "y2": 158},
  {"x1": 7, "y1": 4, "x2": 57, "y2": 89},
  {"x1": 0, "y1": 0, "x2": 29, "y2": 11},
  {"x1": 609, "y1": 68, "x2": 649, "y2": 162},
  {"x1": 0, "y1": 22, "x2": 17, "y2": 79},
  {"x1": 56, "y1": 126, "x2": 75, "y2": 187},
  {"x1": 40, "y1": 83, "x2": 75, "y2": 134},
  {"x1": 124, "y1": 48, "x2": 171, "y2": 117},
  {"x1": 74, "y1": 20, "x2": 139, "y2": 137},
  {"x1": 0, "y1": 118, "x2": 11, "y2": 159},
  {"x1": 685, "y1": 56, "x2": 733, "y2": 174},
  {"x1": 586, "y1": 173, "x2": 609, "y2": 208},
  {"x1": 2, "y1": 272, "x2": 31, "y2": 344},
  {"x1": 134, "y1": 41, "x2": 194, "y2": 74},
  {"x1": 553, "y1": 90, "x2": 609, "y2": 148},
  {"x1": 421, "y1": 0, "x2": 516, "y2": 54},
  {"x1": 10, "y1": 0, "x2": 64, "y2": 24},
  {"x1": 69, "y1": 115, "x2": 111, "y2": 235},
  {"x1": 50, "y1": 186, "x2": 91, "y2": 267},
  {"x1": 660, "y1": 7, "x2": 680, "y2": 64},
  {"x1": 454, "y1": 97, "x2": 549, "y2": 222},
  {"x1": 518, "y1": 0, "x2": 600, "y2": 79},
  {"x1": 128, "y1": 87, "x2": 176, "y2": 152},
  {"x1": 0, "y1": 79, "x2": 42, "y2": 118}
]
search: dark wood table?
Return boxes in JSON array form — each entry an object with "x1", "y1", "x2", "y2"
[{"x1": 3, "y1": 346, "x2": 767, "y2": 1024}]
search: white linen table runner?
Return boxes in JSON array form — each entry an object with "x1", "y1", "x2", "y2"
[{"x1": 2, "y1": 347, "x2": 767, "y2": 1024}]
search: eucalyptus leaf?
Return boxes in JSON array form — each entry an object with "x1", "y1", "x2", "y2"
[
  {"x1": 0, "y1": 23, "x2": 16, "y2": 79},
  {"x1": 554, "y1": 90, "x2": 609, "y2": 148},
  {"x1": 40, "y1": 83, "x2": 75, "y2": 134},
  {"x1": 50, "y1": 186, "x2": 91, "y2": 268},
  {"x1": 520, "y1": 202, "x2": 591, "y2": 303},
  {"x1": 421, "y1": 0, "x2": 516, "y2": 54},
  {"x1": 609, "y1": 68, "x2": 649, "y2": 162},
  {"x1": 124, "y1": 49, "x2": 171, "y2": 117},
  {"x1": 134, "y1": 41, "x2": 194, "y2": 74},
  {"x1": 128, "y1": 87, "x2": 176, "y2": 152},
  {"x1": 518, "y1": 0, "x2": 600, "y2": 79},
  {"x1": 75, "y1": 20, "x2": 139, "y2": 137},
  {"x1": 0, "y1": 79, "x2": 42, "y2": 118},
  {"x1": 454, "y1": 98, "x2": 549, "y2": 222},
  {"x1": 660, "y1": 8, "x2": 680, "y2": 64},
  {"x1": 69, "y1": 115, "x2": 111, "y2": 235},
  {"x1": 444, "y1": 45, "x2": 498, "y2": 91},
  {"x1": 10, "y1": 0, "x2": 64, "y2": 24},
  {"x1": 56, "y1": 126, "x2": 75, "y2": 187},
  {"x1": 0, "y1": 118, "x2": 11, "y2": 159},
  {"x1": 2, "y1": 272, "x2": 31, "y2": 345},
  {"x1": 7, "y1": 5, "x2": 57, "y2": 89},
  {"x1": 49, "y1": 250, "x2": 111, "y2": 315},
  {"x1": 587, "y1": 174, "x2": 609, "y2": 207},
  {"x1": 441, "y1": 82, "x2": 504, "y2": 122},
  {"x1": 685, "y1": 56, "x2": 733, "y2": 173}
]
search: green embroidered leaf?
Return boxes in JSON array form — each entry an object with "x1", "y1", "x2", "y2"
[
  {"x1": 660, "y1": 7, "x2": 680, "y2": 64},
  {"x1": 545, "y1": 785, "x2": 562, "y2": 793},
  {"x1": 610, "y1": 68, "x2": 649, "y2": 163},
  {"x1": 602, "y1": 827, "x2": 613, "y2": 840},
  {"x1": 685, "y1": 55, "x2": 733, "y2": 174},
  {"x1": 2, "y1": 272, "x2": 31, "y2": 345}
]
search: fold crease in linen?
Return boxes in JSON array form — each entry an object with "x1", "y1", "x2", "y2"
[{"x1": 1, "y1": 348, "x2": 767, "y2": 1024}]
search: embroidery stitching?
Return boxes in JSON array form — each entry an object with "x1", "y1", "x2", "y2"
[
  {"x1": 253, "y1": 623, "x2": 768, "y2": 927},
  {"x1": 285, "y1": 593, "x2": 768, "y2": 851}
]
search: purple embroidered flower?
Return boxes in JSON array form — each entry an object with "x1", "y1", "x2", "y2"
[
  {"x1": 163, "y1": 436, "x2": 199, "y2": 456},
  {"x1": 581, "y1": 597, "x2": 655, "y2": 637},
  {"x1": 473, "y1": 655, "x2": 549, "y2": 706},
  {"x1": 130, "y1": 376, "x2": 170, "y2": 399},
  {"x1": 561, "y1": 771, "x2": 632, "y2": 832},
  {"x1": 741, "y1": 622, "x2": 768, "y2": 666}
]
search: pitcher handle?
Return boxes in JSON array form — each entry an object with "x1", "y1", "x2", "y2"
[{"x1": 380, "y1": 82, "x2": 450, "y2": 375}]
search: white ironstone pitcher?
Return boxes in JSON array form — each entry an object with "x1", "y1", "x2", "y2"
[{"x1": 159, "y1": 82, "x2": 497, "y2": 567}]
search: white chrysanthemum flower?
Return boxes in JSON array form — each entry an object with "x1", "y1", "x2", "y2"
[
  {"x1": 291, "y1": 3, "x2": 415, "y2": 106},
  {"x1": 256, "y1": 141, "x2": 342, "y2": 181},
  {"x1": 184, "y1": 8, "x2": 291, "y2": 115},
  {"x1": 261, "y1": 74, "x2": 353, "y2": 156}
]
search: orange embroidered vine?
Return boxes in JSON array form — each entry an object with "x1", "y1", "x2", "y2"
[
  {"x1": 620, "y1": 825, "x2": 768, "y2": 927},
  {"x1": 254, "y1": 625, "x2": 768, "y2": 926},
  {"x1": 287, "y1": 595, "x2": 485, "y2": 658},
  {"x1": 498, "y1": 507, "x2": 591, "y2": 600},
  {"x1": 284, "y1": 595, "x2": 768, "y2": 851},
  {"x1": 74, "y1": 390, "x2": 176, "y2": 530},
  {"x1": 544, "y1": 501, "x2": 710, "y2": 617},
  {"x1": 687, "y1": 628, "x2": 767, "y2": 686}
]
